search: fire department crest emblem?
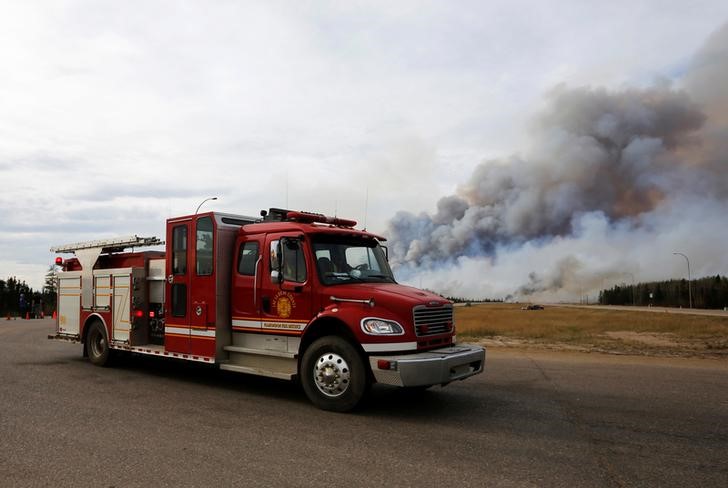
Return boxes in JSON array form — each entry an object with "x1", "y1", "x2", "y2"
[{"x1": 273, "y1": 291, "x2": 296, "y2": 319}]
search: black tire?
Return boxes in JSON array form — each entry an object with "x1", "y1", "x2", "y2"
[
  {"x1": 86, "y1": 321, "x2": 112, "y2": 367},
  {"x1": 300, "y1": 336, "x2": 368, "y2": 412}
]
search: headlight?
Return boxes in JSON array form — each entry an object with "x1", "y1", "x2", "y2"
[{"x1": 361, "y1": 317, "x2": 404, "y2": 335}]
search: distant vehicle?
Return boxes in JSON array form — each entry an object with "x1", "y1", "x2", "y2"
[{"x1": 521, "y1": 304, "x2": 544, "y2": 310}]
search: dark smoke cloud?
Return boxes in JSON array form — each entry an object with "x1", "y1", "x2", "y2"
[
  {"x1": 388, "y1": 85, "x2": 707, "y2": 265},
  {"x1": 386, "y1": 23, "x2": 728, "y2": 299}
]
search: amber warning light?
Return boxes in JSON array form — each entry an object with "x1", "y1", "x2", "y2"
[{"x1": 377, "y1": 359, "x2": 398, "y2": 370}]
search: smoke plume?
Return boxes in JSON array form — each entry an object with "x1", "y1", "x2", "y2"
[{"x1": 386, "y1": 23, "x2": 728, "y2": 301}]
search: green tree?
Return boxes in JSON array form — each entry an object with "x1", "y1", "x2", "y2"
[{"x1": 42, "y1": 266, "x2": 58, "y2": 314}]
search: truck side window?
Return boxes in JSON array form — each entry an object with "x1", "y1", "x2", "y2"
[
  {"x1": 171, "y1": 284, "x2": 186, "y2": 317},
  {"x1": 196, "y1": 217, "x2": 213, "y2": 276},
  {"x1": 237, "y1": 242, "x2": 259, "y2": 275},
  {"x1": 282, "y1": 239, "x2": 307, "y2": 283},
  {"x1": 172, "y1": 225, "x2": 187, "y2": 275}
]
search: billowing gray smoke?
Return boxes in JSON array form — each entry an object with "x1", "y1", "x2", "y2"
[{"x1": 386, "y1": 23, "x2": 728, "y2": 300}]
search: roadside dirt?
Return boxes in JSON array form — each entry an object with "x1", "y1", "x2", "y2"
[
  {"x1": 457, "y1": 303, "x2": 728, "y2": 359},
  {"x1": 472, "y1": 335, "x2": 728, "y2": 359},
  {"x1": 603, "y1": 331, "x2": 680, "y2": 347}
]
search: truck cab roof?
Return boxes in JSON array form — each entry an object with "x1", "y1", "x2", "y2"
[{"x1": 239, "y1": 221, "x2": 386, "y2": 241}]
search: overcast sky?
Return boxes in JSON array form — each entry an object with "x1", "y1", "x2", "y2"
[{"x1": 2, "y1": 1, "x2": 727, "y2": 292}]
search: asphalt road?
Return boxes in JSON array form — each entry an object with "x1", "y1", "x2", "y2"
[{"x1": 2, "y1": 319, "x2": 727, "y2": 487}]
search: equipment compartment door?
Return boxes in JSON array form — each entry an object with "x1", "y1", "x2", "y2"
[
  {"x1": 58, "y1": 274, "x2": 81, "y2": 335},
  {"x1": 112, "y1": 274, "x2": 131, "y2": 342},
  {"x1": 93, "y1": 274, "x2": 111, "y2": 309}
]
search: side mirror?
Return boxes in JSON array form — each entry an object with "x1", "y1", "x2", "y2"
[
  {"x1": 270, "y1": 240, "x2": 283, "y2": 284},
  {"x1": 284, "y1": 238, "x2": 300, "y2": 251},
  {"x1": 381, "y1": 245, "x2": 389, "y2": 261},
  {"x1": 270, "y1": 269, "x2": 282, "y2": 284}
]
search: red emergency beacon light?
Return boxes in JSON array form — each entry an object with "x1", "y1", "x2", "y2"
[
  {"x1": 286, "y1": 211, "x2": 357, "y2": 227},
  {"x1": 55, "y1": 257, "x2": 63, "y2": 265}
]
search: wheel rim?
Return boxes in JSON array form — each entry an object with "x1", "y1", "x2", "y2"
[
  {"x1": 90, "y1": 329, "x2": 105, "y2": 357},
  {"x1": 313, "y1": 352, "x2": 350, "y2": 397}
]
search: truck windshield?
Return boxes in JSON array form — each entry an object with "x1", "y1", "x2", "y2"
[{"x1": 312, "y1": 236, "x2": 395, "y2": 285}]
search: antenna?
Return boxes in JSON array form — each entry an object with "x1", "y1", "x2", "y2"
[{"x1": 363, "y1": 186, "x2": 369, "y2": 230}]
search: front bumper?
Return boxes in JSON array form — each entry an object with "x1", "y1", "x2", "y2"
[{"x1": 369, "y1": 344, "x2": 485, "y2": 387}]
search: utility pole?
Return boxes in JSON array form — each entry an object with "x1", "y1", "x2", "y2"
[
  {"x1": 626, "y1": 272, "x2": 636, "y2": 306},
  {"x1": 672, "y1": 252, "x2": 692, "y2": 308},
  {"x1": 195, "y1": 196, "x2": 218, "y2": 214}
]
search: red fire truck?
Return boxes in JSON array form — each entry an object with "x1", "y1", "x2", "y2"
[{"x1": 49, "y1": 208, "x2": 485, "y2": 411}]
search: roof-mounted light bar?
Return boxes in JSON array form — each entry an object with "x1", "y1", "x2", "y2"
[{"x1": 286, "y1": 211, "x2": 357, "y2": 228}]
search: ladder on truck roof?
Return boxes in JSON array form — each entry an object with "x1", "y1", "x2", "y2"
[
  {"x1": 50, "y1": 235, "x2": 164, "y2": 310},
  {"x1": 51, "y1": 235, "x2": 164, "y2": 254}
]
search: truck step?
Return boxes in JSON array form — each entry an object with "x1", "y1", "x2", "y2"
[
  {"x1": 219, "y1": 363, "x2": 294, "y2": 380},
  {"x1": 223, "y1": 345, "x2": 296, "y2": 359}
]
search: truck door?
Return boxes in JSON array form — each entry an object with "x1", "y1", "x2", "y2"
[
  {"x1": 165, "y1": 218, "x2": 192, "y2": 353},
  {"x1": 258, "y1": 234, "x2": 314, "y2": 335},
  {"x1": 231, "y1": 235, "x2": 264, "y2": 332},
  {"x1": 188, "y1": 215, "x2": 216, "y2": 357}
]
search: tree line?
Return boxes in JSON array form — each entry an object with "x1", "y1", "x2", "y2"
[
  {"x1": 599, "y1": 275, "x2": 728, "y2": 309},
  {"x1": 445, "y1": 296, "x2": 503, "y2": 304},
  {"x1": 0, "y1": 267, "x2": 57, "y2": 317}
]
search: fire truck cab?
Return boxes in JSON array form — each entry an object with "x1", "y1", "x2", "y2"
[{"x1": 50, "y1": 209, "x2": 485, "y2": 411}]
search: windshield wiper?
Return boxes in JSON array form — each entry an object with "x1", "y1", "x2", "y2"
[
  {"x1": 365, "y1": 274, "x2": 394, "y2": 282},
  {"x1": 323, "y1": 273, "x2": 365, "y2": 284}
]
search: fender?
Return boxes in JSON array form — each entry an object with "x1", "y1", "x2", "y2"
[
  {"x1": 81, "y1": 312, "x2": 109, "y2": 342},
  {"x1": 300, "y1": 300, "x2": 408, "y2": 355},
  {"x1": 299, "y1": 310, "x2": 360, "y2": 360}
]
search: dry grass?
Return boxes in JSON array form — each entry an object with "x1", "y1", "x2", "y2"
[{"x1": 456, "y1": 303, "x2": 728, "y2": 357}]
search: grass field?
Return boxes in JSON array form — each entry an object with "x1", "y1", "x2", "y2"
[{"x1": 455, "y1": 303, "x2": 728, "y2": 357}]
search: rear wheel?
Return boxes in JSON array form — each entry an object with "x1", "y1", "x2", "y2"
[
  {"x1": 300, "y1": 336, "x2": 368, "y2": 412},
  {"x1": 86, "y1": 321, "x2": 111, "y2": 366}
]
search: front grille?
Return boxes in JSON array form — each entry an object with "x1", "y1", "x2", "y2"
[{"x1": 413, "y1": 304, "x2": 453, "y2": 336}]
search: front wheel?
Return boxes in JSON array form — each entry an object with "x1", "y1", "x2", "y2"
[
  {"x1": 86, "y1": 321, "x2": 112, "y2": 366},
  {"x1": 300, "y1": 336, "x2": 368, "y2": 412}
]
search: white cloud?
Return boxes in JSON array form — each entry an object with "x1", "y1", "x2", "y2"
[{"x1": 1, "y1": 1, "x2": 727, "y2": 289}]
